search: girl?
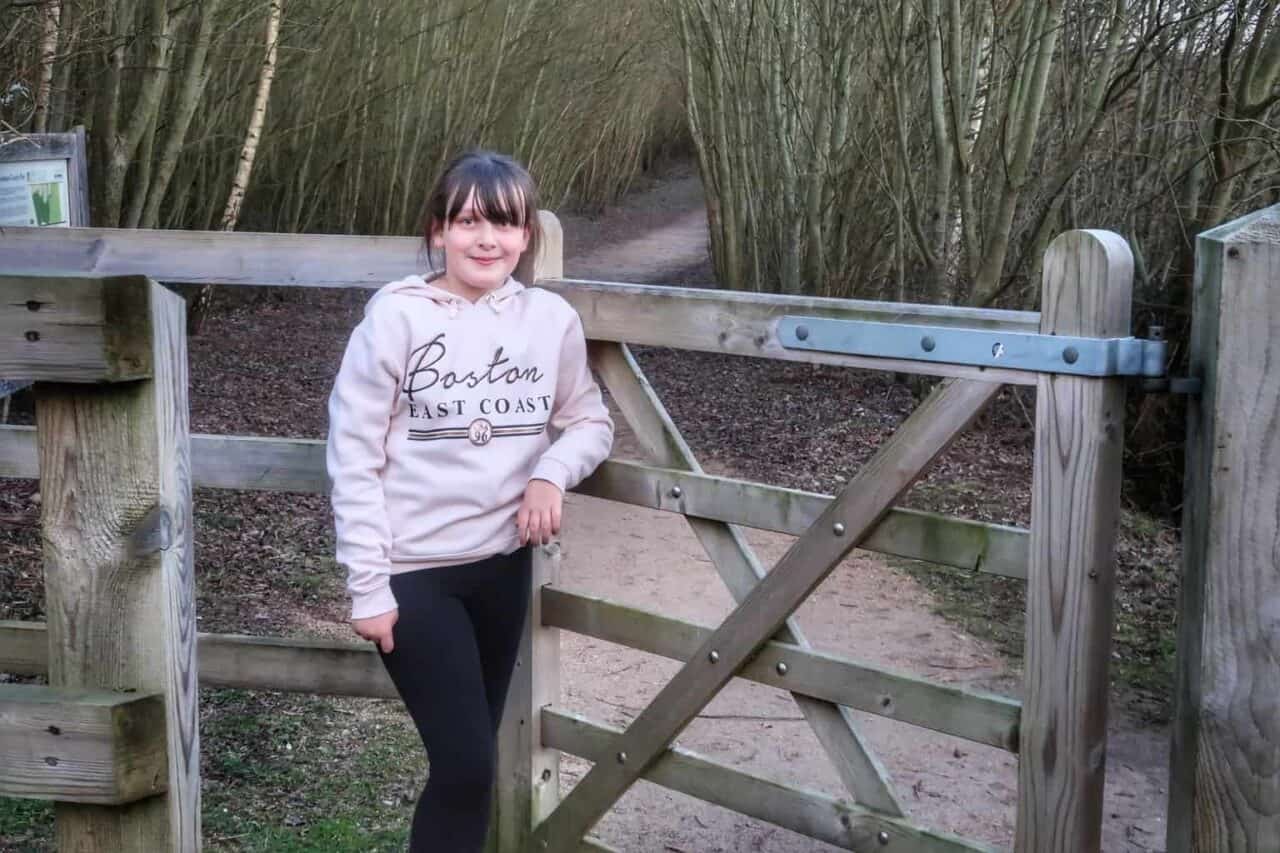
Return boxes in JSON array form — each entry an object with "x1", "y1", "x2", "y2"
[{"x1": 326, "y1": 150, "x2": 613, "y2": 852}]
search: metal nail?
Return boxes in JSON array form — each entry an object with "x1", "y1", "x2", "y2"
[
  {"x1": 617, "y1": 751, "x2": 627, "y2": 764},
  {"x1": 670, "y1": 485, "x2": 682, "y2": 498},
  {"x1": 708, "y1": 650, "x2": 720, "y2": 663},
  {"x1": 833, "y1": 522, "x2": 845, "y2": 536},
  {"x1": 878, "y1": 830, "x2": 890, "y2": 845},
  {"x1": 776, "y1": 662, "x2": 788, "y2": 676}
]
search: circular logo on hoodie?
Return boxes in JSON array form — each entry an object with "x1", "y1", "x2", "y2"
[{"x1": 468, "y1": 418, "x2": 493, "y2": 446}]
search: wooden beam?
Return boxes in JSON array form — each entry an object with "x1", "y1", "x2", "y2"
[
  {"x1": 542, "y1": 586, "x2": 1020, "y2": 751},
  {"x1": 578, "y1": 458, "x2": 1029, "y2": 579},
  {"x1": 531, "y1": 378, "x2": 1000, "y2": 851},
  {"x1": 0, "y1": 275, "x2": 154, "y2": 382},
  {"x1": 1016, "y1": 231, "x2": 1131, "y2": 853},
  {"x1": 0, "y1": 225, "x2": 1042, "y2": 381},
  {"x1": 0, "y1": 621, "x2": 399, "y2": 698},
  {"x1": 1168, "y1": 205, "x2": 1280, "y2": 853},
  {"x1": 541, "y1": 709, "x2": 995, "y2": 853},
  {"x1": 36, "y1": 278, "x2": 200, "y2": 849},
  {"x1": 0, "y1": 428, "x2": 1030, "y2": 579},
  {"x1": 591, "y1": 342, "x2": 903, "y2": 815},
  {"x1": 0, "y1": 685, "x2": 167, "y2": 805}
]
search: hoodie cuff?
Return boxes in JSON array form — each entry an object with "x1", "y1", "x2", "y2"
[
  {"x1": 530, "y1": 457, "x2": 572, "y2": 494},
  {"x1": 350, "y1": 584, "x2": 399, "y2": 621}
]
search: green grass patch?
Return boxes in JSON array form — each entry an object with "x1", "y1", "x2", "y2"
[{"x1": 1, "y1": 689, "x2": 426, "y2": 853}]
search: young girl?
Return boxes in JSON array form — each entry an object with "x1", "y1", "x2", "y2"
[{"x1": 326, "y1": 150, "x2": 613, "y2": 852}]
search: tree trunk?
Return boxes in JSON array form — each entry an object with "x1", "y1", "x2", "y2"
[{"x1": 189, "y1": 0, "x2": 284, "y2": 336}]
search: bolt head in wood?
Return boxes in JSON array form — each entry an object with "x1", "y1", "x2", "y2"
[
  {"x1": 776, "y1": 662, "x2": 788, "y2": 676},
  {"x1": 833, "y1": 522, "x2": 845, "y2": 536},
  {"x1": 1062, "y1": 346, "x2": 1079, "y2": 364},
  {"x1": 670, "y1": 485, "x2": 682, "y2": 498},
  {"x1": 878, "y1": 830, "x2": 890, "y2": 844},
  {"x1": 617, "y1": 751, "x2": 627, "y2": 764},
  {"x1": 920, "y1": 336, "x2": 936, "y2": 352},
  {"x1": 708, "y1": 650, "x2": 720, "y2": 663},
  {"x1": 796, "y1": 324, "x2": 810, "y2": 341}
]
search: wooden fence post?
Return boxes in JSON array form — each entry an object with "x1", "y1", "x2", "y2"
[
  {"x1": 32, "y1": 276, "x2": 200, "y2": 850},
  {"x1": 489, "y1": 212, "x2": 566, "y2": 852},
  {"x1": 1168, "y1": 204, "x2": 1280, "y2": 852},
  {"x1": 1016, "y1": 230, "x2": 1131, "y2": 852}
]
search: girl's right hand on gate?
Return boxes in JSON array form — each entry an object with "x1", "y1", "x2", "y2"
[{"x1": 352, "y1": 609, "x2": 398, "y2": 654}]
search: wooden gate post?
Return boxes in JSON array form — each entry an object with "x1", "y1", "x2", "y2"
[
  {"x1": 489, "y1": 212, "x2": 566, "y2": 853},
  {"x1": 23, "y1": 274, "x2": 200, "y2": 850},
  {"x1": 1168, "y1": 204, "x2": 1280, "y2": 852},
  {"x1": 1016, "y1": 230, "x2": 1132, "y2": 852}
]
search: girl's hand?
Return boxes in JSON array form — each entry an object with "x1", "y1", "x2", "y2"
[
  {"x1": 352, "y1": 609, "x2": 398, "y2": 654},
  {"x1": 518, "y1": 479, "x2": 563, "y2": 545}
]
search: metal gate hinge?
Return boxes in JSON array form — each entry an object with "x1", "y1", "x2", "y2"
[{"x1": 778, "y1": 316, "x2": 1168, "y2": 379}]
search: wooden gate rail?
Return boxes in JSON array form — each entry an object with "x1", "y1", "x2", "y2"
[
  {"x1": 0, "y1": 426, "x2": 1031, "y2": 580},
  {"x1": 541, "y1": 709, "x2": 993, "y2": 853}
]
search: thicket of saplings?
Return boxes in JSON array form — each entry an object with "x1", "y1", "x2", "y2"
[{"x1": 2, "y1": 0, "x2": 686, "y2": 235}]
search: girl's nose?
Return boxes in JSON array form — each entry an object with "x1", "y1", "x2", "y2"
[{"x1": 476, "y1": 221, "x2": 497, "y2": 246}]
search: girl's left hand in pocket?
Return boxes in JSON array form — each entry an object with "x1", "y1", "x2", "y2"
[{"x1": 517, "y1": 479, "x2": 562, "y2": 545}]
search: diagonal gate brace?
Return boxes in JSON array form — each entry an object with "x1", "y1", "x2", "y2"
[
  {"x1": 590, "y1": 342, "x2": 902, "y2": 814},
  {"x1": 532, "y1": 375, "x2": 1001, "y2": 851}
]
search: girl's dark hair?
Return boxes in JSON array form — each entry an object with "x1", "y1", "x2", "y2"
[{"x1": 422, "y1": 149, "x2": 541, "y2": 275}]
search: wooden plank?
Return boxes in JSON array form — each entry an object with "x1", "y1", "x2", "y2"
[
  {"x1": 0, "y1": 685, "x2": 167, "y2": 805},
  {"x1": 541, "y1": 586, "x2": 1020, "y2": 751},
  {"x1": 1168, "y1": 205, "x2": 1280, "y2": 853},
  {"x1": 531, "y1": 377, "x2": 999, "y2": 851},
  {"x1": 490, "y1": 218, "x2": 564, "y2": 853},
  {"x1": 0, "y1": 274, "x2": 154, "y2": 382},
  {"x1": 591, "y1": 341, "x2": 904, "y2": 815},
  {"x1": 0, "y1": 433, "x2": 1031, "y2": 579},
  {"x1": 1016, "y1": 231, "x2": 1131, "y2": 853},
  {"x1": 36, "y1": 278, "x2": 199, "y2": 850},
  {"x1": 492, "y1": 545, "x2": 562, "y2": 850},
  {"x1": 542, "y1": 708, "x2": 995, "y2": 853},
  {"x1": 0, "y1": 621, "x2": 399, "y2": 698},
  {"x1": 578, "y1": 458, "x2": 1029, "y2": 578},
  {"x1": 0, "y1": 225, "x2": 1042, "y2": 381}
]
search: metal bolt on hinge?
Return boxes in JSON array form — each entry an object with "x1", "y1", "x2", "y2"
[{"x1": 670, "y1": 485, "x2": 682, "y2": 498}]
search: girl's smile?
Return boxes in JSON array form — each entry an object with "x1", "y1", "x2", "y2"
[{"x1": 431, "y1": 189, "x2": 530, "y2": 302}]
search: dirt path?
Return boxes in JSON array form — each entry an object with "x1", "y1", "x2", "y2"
[{"x1": 554, "y1": 168, "x2": 1171, "y2": 852}]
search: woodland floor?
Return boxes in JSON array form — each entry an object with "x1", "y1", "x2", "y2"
[{"x1": 0, "y1": 159, "x2": 1178, "y2": 851}]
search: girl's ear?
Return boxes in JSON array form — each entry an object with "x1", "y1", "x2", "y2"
[{"x1": 428, "y1": 218, "x2": 445, "y2": 248}]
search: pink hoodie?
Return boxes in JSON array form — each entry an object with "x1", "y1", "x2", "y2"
[{"x1": 326, "y1": 272, "x2": 613, "y2": 619}]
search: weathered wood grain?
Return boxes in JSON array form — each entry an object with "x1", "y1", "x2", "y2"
[
  {"x1": 1015, "y1": 230, "x2": 1131, "y2": 853},
  {"x1": 0, "y1": 275, "x2": 153, "y2": 382},
  {"x1": 1168, "y1": 205, "x2": 1280, "y2": 853},
  {"x1": 0, "y1": 685, "x2": 167, "y2": 805},
  {"x1": 35, "y1": 278, "x2": 199, "y2": 850}
]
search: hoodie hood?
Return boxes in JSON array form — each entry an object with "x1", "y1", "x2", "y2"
[{"x1": 365, "y1": 270, "x2": 526, "y2": 317}]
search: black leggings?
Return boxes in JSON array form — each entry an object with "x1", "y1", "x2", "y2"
[{"x1": 378, "y1": 548, "x2": 532, "y2": 853}]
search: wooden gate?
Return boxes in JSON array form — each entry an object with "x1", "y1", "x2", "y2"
[{"x1": 0, "y1": 218, "x2": 1146, "y2": 852}]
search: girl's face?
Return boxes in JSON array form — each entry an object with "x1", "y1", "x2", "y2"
[{"x1": 431, "y1": 189, "x2": 530, "y2": 302}]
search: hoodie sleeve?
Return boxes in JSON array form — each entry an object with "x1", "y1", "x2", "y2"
[
  {"x1": 530, "y1": 311, "x2": 614, "y2": 492},
  {"x1": 326, "y1": 304, "x2": 403, "y2": 620}
]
